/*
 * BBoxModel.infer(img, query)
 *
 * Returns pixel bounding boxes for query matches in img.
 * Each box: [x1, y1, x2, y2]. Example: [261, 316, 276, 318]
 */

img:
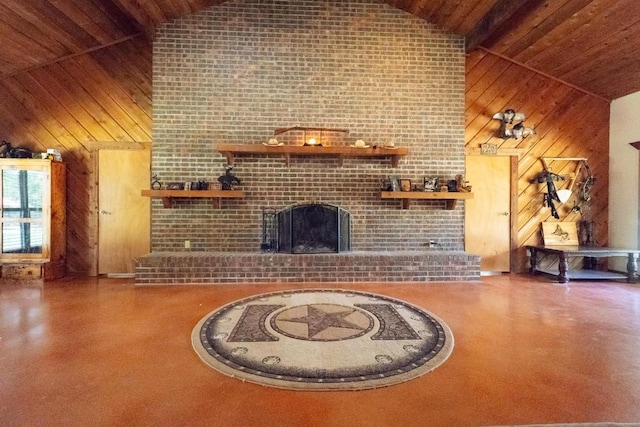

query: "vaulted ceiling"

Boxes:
[1, 0, 639, 101]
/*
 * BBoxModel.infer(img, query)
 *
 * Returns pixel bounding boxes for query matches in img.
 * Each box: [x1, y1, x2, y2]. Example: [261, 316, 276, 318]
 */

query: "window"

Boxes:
[2, 170, 43, 253]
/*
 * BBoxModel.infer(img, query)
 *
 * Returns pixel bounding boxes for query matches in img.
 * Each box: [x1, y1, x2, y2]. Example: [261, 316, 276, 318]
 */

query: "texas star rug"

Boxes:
[191, 289, 454, 390]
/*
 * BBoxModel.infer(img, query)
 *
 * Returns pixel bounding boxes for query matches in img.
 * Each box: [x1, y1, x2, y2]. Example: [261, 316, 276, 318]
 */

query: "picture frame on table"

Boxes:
[423, 177, 438, 192]
[388, 175, 400, 192]
[400, 178, 412, 192]
[166, 182, 185, 190]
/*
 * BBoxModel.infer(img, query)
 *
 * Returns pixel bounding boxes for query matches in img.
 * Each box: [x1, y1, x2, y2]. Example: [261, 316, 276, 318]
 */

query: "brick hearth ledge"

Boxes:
[134, 251, 481, 285]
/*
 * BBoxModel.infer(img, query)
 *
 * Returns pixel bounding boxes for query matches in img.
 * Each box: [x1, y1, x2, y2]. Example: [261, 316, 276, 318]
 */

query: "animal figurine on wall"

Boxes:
[492, 109, 525, 124]
[492, 109, 535, 140]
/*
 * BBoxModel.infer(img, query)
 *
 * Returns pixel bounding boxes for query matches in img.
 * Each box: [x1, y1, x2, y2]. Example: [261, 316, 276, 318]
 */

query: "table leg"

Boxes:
[627, 253, 638, 283]
[529, 247, 537, 275]
[558, 253, 569, 283]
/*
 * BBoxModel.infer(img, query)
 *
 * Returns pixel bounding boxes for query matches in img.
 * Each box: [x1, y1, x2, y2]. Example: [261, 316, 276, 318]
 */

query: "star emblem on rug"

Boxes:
[192, 289, 454, 390]
[279, 304, 367, 339]
[272, 303, 373, 341]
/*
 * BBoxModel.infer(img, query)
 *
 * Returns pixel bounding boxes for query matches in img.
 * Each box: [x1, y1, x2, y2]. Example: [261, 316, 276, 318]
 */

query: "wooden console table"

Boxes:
[526, 245, 640, 283]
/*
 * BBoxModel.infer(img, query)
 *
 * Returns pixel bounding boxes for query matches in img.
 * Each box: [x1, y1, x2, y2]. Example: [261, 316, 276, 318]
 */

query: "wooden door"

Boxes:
[98, 149, 150, 275]
[465, 155, 512, 272]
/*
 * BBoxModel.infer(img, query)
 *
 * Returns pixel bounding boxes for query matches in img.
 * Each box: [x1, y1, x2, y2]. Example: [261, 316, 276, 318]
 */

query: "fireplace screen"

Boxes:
[274, 203, 351, 254]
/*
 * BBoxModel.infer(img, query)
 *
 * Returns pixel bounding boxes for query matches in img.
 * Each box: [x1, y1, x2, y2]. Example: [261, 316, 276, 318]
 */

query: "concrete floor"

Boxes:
[1, 274, 639, 427]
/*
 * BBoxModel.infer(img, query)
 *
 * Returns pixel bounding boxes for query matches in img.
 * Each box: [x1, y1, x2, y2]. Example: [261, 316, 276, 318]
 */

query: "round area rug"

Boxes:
[191, 289, 454, 391]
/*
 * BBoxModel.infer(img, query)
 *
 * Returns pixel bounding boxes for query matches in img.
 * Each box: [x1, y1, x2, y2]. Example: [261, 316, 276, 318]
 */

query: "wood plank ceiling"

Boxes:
[1, 0, 640, 100]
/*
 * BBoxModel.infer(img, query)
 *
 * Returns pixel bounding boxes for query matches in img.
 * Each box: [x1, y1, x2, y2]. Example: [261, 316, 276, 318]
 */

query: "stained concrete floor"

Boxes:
[1, 274, 640, 426]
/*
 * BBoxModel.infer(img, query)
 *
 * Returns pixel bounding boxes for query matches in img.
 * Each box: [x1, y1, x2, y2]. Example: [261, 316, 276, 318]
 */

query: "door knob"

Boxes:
[501, 212, 510, 216]
[100, 210, 112, 215]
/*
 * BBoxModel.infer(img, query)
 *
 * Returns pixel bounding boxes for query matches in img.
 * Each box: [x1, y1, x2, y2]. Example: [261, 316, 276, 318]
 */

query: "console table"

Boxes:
[526, 245, 640, 283]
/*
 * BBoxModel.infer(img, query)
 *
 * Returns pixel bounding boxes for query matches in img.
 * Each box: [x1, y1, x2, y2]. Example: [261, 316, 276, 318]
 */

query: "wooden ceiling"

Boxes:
[1, 0, 639, 101]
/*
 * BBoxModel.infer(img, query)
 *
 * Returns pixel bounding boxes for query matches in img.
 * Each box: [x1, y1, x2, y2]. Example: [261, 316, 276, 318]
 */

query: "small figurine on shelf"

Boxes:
[218, 165, 241, 190]
[151, 174, 162, 190]
[194, 180, 209, 190]
[456, 174, 472, 192]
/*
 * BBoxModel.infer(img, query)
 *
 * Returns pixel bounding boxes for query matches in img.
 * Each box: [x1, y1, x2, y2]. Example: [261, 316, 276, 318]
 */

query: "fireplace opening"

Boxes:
[262, 203, 351, 254]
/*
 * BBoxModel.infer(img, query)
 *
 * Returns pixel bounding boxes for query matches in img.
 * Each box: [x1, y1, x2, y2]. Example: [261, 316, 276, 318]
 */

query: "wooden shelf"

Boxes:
[381, 191, 473, 210]
[141, 189, 244, 208]
[216, 144, 409, 167]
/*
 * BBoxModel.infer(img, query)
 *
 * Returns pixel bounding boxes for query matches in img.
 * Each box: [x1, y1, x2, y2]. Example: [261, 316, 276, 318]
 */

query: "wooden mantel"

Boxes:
[141, 189, 244, 208]
[381, 191, 473, 210]
[216, 144, 409, 167]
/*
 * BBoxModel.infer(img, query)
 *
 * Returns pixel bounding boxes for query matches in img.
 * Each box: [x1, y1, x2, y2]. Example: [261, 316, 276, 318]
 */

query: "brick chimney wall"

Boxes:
[151, 0, 466, 253]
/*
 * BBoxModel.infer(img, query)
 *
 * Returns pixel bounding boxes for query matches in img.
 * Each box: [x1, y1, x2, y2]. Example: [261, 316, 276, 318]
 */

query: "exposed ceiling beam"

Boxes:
[478, 47, 610, 103]
[0, 34, 142, 81]
[110, 0, 157, 40]
[465, 0, 544, 52]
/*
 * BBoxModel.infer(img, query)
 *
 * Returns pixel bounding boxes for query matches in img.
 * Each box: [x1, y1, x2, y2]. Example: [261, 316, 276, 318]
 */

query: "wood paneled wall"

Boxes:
[0, 37, 152, 275]
[466, 49, 611, 272]
[0, 37, 611, 276]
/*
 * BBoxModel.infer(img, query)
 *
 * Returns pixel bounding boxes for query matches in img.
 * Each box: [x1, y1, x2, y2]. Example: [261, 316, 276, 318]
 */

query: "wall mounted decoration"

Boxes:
[273, 126, 349, 147]
[492, 108, 535, 140]
[532, 157, 595, 220]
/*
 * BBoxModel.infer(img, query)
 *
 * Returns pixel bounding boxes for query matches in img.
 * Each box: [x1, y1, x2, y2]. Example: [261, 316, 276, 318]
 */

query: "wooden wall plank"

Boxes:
[466, 50, 610, 272]
[2, 0, 89, 52]
[86, 44, 152, 121]
[0, 37, 151, 275]
[522, 0, 633, 66]
[85, 0, 141, 36]
[70, 55, 151, 139]
[487, 0, 584, 56]
[47, 1, 117, 43]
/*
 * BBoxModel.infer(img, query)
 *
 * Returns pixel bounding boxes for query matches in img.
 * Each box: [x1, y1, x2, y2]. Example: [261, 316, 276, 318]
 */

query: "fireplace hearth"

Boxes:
[135, 251, 482, 284]
[263, 203, 351, 254]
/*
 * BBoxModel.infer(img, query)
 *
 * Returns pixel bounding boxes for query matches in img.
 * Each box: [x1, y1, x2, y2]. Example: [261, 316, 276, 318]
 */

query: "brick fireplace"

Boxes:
[135, 0, 480, 284]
